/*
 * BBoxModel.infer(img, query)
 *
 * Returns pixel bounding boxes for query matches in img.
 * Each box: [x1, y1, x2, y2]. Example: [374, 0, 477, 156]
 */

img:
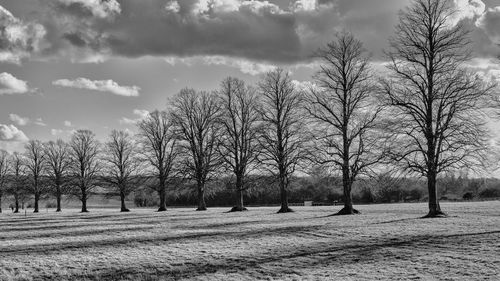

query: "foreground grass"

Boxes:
[0, 202, 499, 281]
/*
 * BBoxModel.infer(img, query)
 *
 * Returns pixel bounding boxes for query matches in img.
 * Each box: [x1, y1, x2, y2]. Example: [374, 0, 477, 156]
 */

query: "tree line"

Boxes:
[0, 0, 497, 217]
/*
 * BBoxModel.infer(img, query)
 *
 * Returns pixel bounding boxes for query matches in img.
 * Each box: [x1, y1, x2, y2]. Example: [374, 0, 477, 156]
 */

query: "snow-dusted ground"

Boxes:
[0, 201, 499, 280]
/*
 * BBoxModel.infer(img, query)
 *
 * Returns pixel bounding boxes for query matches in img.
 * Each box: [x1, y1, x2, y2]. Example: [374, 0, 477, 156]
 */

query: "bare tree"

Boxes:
[24, 140, 47, 213]
[9, 152, 25, 213]
[69, 130, 101, 212]
[259, 68, 307, 213]
[0, 150, 9, 213]
[44, 139, 71, 212]
[137, 110, 178, 212]
[305, 31, 382, 215]
[170, 89, 222, 211]
[104, 130, 142, 212]
[382, 0, 494, 217]
[218, 77, 261, 212]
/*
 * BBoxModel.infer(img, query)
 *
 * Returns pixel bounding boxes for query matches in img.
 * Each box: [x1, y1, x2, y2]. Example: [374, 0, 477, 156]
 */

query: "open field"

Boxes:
[0, 202, 499, 281]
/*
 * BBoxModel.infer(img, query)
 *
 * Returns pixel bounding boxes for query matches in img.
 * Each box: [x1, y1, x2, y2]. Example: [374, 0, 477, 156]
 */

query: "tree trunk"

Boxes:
[230, 174, 247, 212]
[0, 194, 2, 213]
[120, 190, 129, 212]
[56, 185, 62, 212]
[157, 185, 167, 212]
[81, 186, 88, 212]
[14, 196, 19, 213]
[196, 181, 207, 211]
[424, 171, 446, 218]
[277, 176, 293, 213]
[335, 169, 360, 215]
[33, 192, 39, 213]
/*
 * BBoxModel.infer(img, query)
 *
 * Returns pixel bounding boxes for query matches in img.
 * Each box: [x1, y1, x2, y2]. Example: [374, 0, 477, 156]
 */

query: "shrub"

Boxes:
[45, 201, 57, 208]
[462, 192, 474, 200]
[479, 187, 500, 198]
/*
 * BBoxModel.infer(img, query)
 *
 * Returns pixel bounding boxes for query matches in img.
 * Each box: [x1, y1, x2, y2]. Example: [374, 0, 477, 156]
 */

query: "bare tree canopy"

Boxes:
[259, 68, 307, 213]
[137, 110, 178, 212]
[218, 77, 262, 212]
[0, 150, 9, 213]
[306, 31, 382, 215]
[170, 88, 222, 211]
[24, 140, 47, 213]
[44, 139, 71, 212]
[104, 130, 142, 212]
[9, 152, 25, 213]
[69, 130, 101, 213]
[382, 0, 495, 217]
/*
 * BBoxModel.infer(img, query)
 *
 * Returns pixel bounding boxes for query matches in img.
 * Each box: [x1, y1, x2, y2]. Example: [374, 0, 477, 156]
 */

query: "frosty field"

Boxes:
[0, 202, 499, 281]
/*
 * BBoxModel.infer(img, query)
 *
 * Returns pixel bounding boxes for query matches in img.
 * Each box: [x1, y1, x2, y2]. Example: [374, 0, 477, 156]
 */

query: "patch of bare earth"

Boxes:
[0, 201, 499, 280]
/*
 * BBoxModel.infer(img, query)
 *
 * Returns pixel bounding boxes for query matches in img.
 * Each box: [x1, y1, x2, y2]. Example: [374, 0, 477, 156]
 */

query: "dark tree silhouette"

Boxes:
[306, 31, 383, 215]
[9, 152, 25, 213]
[258, 68, 307, 213]
[44, 139, 71, 212]
[104, 130, 142, 212]
[382, 0, 495, 217]
[137, 110, 178, 212]
[171, 89, 222, 211]
[24, 140, 47, 213]
[0, 150, 9, 213]
[218, 77, 261, 212]
[69, 130, 101, 213]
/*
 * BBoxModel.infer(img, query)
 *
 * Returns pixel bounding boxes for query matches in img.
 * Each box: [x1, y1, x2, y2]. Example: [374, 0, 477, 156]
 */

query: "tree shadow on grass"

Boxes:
[57, 229, 500, 281]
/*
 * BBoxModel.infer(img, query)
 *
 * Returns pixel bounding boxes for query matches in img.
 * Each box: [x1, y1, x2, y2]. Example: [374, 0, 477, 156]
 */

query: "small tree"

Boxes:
[24, 140, 47, 213]
[382, 0, 495, 217]
[0, 150, 10, 213]
[218, 77, 261, 212]
[306, 31, 383, 215]
[170, 89, 223, 211]
[258, 68, 307, 213]
[104, 130, 142, 212]
[44, 139, 71, 212]
[69, 130, 101, 212]
[137, 110, 179, 212]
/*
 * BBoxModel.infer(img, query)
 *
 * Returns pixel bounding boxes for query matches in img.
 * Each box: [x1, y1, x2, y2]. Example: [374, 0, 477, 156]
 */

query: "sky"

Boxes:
[1, 0, 500, 157]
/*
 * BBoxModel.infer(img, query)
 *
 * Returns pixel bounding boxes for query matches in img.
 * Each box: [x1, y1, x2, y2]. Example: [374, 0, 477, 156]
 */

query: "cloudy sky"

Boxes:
[0, 0, 500, 154]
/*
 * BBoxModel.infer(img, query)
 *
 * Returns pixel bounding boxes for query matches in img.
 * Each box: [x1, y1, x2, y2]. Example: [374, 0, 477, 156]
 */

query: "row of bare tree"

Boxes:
[0, 0, 496, 217]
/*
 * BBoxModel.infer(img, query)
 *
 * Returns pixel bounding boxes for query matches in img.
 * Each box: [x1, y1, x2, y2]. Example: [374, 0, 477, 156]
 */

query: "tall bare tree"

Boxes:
[24, 140, 47, 213]
[306, 32, 382, 215]
[218, 77, 261, 212]
[259, 68, 307, 213]
[170, 89, 222, 211]
[69, 130, 101, 212]
[44, 139, 71, 212]
[137, 110, 178, 212]
[0, 150, 9, 213]
[104, 130, 142, 212]
[382, 0, 494, 217]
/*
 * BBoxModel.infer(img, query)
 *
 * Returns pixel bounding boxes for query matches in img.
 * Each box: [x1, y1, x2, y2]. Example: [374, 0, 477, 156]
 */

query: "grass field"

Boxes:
[0, 201, 499, 281]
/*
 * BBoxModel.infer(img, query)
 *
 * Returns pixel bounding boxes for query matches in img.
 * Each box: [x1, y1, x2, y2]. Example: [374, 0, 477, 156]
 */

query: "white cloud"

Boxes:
[0, 72, 29, 95]
[52, 77, 140, 97]
[34, 118, 47, 126]
[9, 114, 29, 126]
[292, 0, 318, 12]
[476, 6, 500, 43]
[64, 120, 73, 127]
[450, 0, 486, 26]
[50, 129, 64, 136]
[56, 0, 121, 19]
[120, 109, 150, 125]
[165, 55, 276, 75]
[0, 5, 46, 63]
[0, 124, 29, 142]
[165, 1, 181, 13]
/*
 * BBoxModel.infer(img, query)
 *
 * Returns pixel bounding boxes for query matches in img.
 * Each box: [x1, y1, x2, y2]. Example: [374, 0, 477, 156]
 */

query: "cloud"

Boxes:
[0, 5, 46, 63]
[120, 109, 149, 125]
[50, 129, 64, 136]
[34, 118, 47, 126]
[165, 55, 276, 75]
[56, 0, 121, 19]
[450, 0, 485, 26]
[0, 124, 29, 142]
[64, 120, 73, 127]
[52, 77, 140, 97]
[9, 114, 29, 126]
[476, 6, 500, 44]
[0, 72, 29, 95]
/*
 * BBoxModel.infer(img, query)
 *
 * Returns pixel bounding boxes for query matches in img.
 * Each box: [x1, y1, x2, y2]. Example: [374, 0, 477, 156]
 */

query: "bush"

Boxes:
[479, 187, 500, 198]
[134, 189, 158, 207]
[462, 192, 474, 200]
[45, 201, 57, 208]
